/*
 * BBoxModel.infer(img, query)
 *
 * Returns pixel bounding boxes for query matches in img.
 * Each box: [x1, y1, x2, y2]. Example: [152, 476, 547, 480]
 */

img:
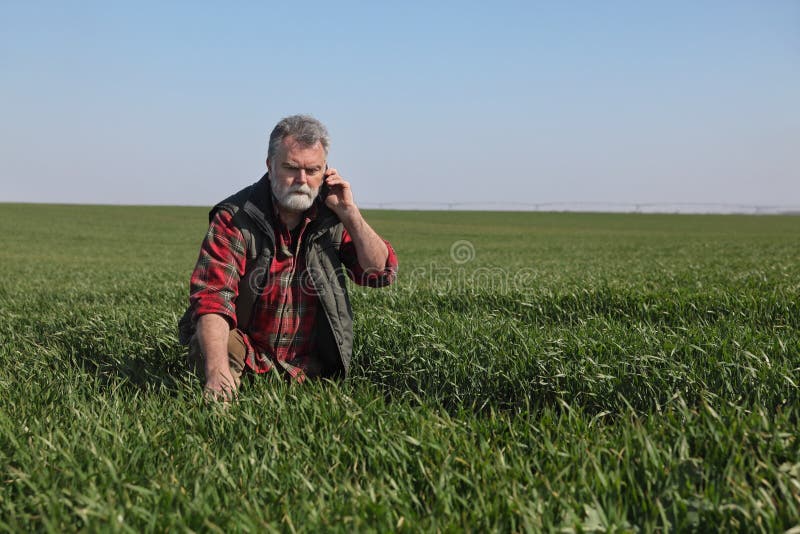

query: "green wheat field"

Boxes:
[0, 203, 798, 532]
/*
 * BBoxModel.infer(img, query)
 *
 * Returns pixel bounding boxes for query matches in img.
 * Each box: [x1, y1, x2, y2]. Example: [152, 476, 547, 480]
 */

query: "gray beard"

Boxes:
[271, 180, 318, 212]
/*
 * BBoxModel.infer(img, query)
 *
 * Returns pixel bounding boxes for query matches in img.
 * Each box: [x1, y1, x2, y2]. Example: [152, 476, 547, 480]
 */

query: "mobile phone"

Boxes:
[319, 165, 330, 199]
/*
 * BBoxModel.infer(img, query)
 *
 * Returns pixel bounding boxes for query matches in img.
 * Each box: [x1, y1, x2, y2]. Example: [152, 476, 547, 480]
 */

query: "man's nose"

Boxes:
[295, 169, 308, 183]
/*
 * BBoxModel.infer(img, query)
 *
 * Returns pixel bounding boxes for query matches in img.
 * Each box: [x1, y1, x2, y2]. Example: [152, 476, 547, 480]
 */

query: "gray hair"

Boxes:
[267, 114, 330, 161]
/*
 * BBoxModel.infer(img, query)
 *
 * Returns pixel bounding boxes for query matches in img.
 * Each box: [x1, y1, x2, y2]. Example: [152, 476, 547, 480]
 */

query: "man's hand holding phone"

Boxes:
[320, 167, 357, 220]
[319, 166, 389, 273]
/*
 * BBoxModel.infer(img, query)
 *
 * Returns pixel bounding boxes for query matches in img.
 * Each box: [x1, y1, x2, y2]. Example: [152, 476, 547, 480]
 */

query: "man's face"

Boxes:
[267, 135, 326, 212]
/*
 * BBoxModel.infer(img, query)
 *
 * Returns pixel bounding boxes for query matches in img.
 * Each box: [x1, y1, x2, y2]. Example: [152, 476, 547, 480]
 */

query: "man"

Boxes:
[181, 115, 398, 399]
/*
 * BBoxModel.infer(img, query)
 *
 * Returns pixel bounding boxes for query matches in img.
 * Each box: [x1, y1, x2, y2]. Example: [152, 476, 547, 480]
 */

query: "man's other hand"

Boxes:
[196, 313, 239, 403]
[203, 369, 239, 403]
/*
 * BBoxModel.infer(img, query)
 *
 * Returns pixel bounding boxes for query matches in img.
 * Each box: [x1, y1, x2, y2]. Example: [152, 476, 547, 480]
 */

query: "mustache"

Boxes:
[286, 183, 315, 196]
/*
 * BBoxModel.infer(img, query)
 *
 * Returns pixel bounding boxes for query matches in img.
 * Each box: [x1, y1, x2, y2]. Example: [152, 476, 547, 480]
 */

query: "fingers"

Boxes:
[203, 373, 238, 404]
[325, 178, 350, 190]
[323, 168, 347, 186]
[324, 175, 349, 191]
[203, 389, 236, 407]
[322, 167, 355, 214]
[203, 384, 236, 402]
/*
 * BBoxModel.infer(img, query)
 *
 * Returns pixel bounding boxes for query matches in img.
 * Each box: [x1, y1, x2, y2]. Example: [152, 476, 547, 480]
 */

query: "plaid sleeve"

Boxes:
[189, 209, 247, 328]
[339, 228, 398, 287]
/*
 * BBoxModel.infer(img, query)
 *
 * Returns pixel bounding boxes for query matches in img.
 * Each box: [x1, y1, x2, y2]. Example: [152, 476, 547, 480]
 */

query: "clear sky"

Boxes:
[2, 1, 798, 209]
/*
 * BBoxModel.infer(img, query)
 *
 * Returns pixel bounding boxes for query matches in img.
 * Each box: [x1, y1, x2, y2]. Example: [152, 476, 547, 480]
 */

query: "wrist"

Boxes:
[205, 362, 233, 378]
[337, 205, 362, 227]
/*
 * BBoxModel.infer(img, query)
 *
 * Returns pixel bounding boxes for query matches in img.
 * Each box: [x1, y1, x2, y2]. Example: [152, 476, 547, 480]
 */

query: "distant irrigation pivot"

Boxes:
[359, 200, 800, 215]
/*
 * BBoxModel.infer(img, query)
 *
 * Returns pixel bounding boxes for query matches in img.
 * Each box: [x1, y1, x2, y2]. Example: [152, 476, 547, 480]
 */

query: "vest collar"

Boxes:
[240, 173, 277, 240]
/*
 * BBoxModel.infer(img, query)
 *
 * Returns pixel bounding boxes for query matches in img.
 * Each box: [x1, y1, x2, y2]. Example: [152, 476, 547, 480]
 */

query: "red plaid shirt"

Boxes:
[189, 205, 397, 382]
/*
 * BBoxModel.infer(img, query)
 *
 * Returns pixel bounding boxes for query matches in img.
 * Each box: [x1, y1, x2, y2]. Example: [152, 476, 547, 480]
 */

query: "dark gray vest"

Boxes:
[179, 173, 355, 378]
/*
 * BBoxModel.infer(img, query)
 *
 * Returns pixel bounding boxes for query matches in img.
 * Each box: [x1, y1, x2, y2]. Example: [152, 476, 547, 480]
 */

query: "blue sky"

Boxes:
[2, 1, 798, 208]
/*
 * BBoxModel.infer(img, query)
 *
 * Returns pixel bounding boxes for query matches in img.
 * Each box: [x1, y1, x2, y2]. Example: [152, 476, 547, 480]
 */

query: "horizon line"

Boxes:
[2, 200, 799, 216]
